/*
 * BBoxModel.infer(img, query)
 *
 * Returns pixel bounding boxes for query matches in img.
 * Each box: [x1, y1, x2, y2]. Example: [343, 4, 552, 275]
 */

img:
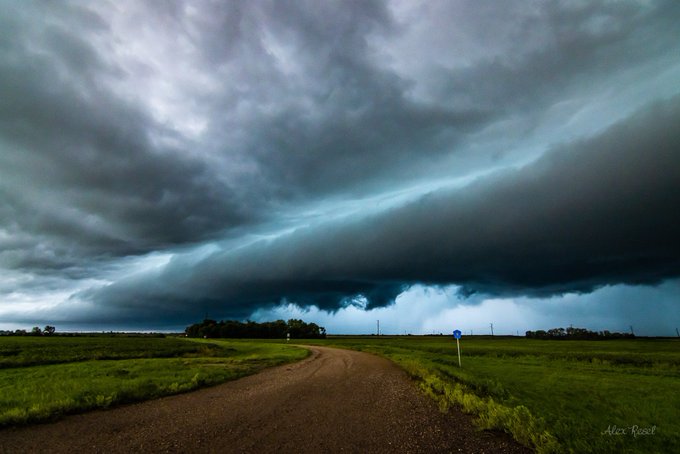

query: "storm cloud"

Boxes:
[81, 97, 680, 322]
[1, 0, 679, 330]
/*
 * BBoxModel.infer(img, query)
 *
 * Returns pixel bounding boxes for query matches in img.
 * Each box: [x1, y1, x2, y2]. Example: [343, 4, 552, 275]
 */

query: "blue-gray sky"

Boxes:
[1, 0, 679, 334]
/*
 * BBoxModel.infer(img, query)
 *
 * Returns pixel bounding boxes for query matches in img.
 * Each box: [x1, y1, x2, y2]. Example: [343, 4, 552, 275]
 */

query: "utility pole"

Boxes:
[490, 323, 494, 336]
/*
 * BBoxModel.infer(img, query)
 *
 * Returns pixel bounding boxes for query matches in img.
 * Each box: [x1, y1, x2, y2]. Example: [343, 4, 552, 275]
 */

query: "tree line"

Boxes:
[185, 319, 326, 339]
[525, 327, 635, 340]
[0, 325, 56, 336]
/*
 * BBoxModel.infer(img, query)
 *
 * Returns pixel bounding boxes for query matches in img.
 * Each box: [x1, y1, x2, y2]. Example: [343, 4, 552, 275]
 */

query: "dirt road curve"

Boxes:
[0, 346, 530, 453]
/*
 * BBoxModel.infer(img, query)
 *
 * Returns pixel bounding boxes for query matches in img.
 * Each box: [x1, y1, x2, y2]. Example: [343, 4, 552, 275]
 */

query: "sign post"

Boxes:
[453, 329, 462, 367]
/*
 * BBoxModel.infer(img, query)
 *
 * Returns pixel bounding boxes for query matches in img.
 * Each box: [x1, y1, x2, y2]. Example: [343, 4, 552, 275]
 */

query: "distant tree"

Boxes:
[44, 325, 56, 335]
[525, 327, 634, 340]
[286, 319, 304, 339]
[31, 326, 42, 336]
[185, 318, 326, 339]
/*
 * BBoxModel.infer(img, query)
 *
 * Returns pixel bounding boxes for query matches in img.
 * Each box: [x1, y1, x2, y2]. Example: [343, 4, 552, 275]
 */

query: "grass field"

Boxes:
[303, 336, 679, 453]
[0, 336, 307, 427]
[2, 335, 677, 453]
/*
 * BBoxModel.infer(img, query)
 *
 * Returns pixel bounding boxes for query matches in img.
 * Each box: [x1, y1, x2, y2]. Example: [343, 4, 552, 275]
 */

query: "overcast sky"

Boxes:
[1, 0, 679, 335]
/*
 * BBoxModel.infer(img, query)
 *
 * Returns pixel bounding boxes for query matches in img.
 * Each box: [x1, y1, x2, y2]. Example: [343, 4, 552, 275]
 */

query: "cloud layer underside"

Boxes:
[3, 0, 679, 278]
[85, 97, 680, 320]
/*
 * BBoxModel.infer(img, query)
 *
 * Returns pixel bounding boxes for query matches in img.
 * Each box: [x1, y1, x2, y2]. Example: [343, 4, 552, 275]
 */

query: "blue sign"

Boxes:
[453, 329, 462, 339]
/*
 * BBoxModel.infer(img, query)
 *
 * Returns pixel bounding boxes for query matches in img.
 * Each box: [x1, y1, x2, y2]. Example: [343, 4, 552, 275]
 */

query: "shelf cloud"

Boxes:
[80, 98, 680, 322]
[1, 0, 679, 331]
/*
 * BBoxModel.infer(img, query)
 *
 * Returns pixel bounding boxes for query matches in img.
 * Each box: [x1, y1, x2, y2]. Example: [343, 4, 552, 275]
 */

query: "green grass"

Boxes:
[302, 336, 680, 453]
[0, 337, 307, 427]
[0, 336, 209, 368]
[3, 335, 677, 452]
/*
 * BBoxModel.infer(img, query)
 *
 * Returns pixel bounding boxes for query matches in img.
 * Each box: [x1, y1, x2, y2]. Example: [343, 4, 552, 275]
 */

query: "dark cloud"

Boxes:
[193, 0, 680, 198]
[423, 1, 680, 110]
[0, 1, 254, 273]
[181, 0, 492, 197]
[1, 1, 679, 328]
[0, 0, 487, 276]
[83, 97, 680, 322]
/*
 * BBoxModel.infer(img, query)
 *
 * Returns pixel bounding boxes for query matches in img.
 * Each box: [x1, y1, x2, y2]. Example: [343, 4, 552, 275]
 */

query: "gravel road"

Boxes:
[0, 346, 530, 453]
